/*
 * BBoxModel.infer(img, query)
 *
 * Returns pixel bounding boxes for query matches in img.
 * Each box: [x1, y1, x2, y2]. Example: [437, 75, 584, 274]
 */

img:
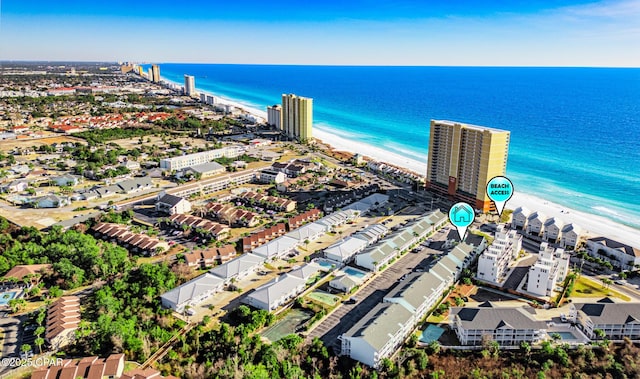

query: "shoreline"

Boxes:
[171, 77, 639, 247]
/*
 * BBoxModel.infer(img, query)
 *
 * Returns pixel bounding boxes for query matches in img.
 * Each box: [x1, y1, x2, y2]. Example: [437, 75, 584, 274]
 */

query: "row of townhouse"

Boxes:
[571, 298, 640, 340]
[167, 213, 230, 240]
[239, 191, 297, 212]
[183, 245, 237, 268]
[252, 210, 358, 260]
[511, 207, 582, 248]
[342, 193, 390, 215]
[166, 170, 256, 198]
[270, 159, 317, 177]
[242, 223, 288, 252]
[46, 296, 81, 350]
[159, 146, 242, 171]
[92, 223, 170, 256]
[323, 184, 381, 213]
[324, 224, 389, 264]
[288, 208, 323, 229]
[241, 208, 325, 253]
[356, 210, 448, 272]
[160, 208, 360, 313]
[206, 202, 260, 227]
[586, 236, 640, 271]
[341, 242, 477, 368]
[243, 262, 324, 311]
[451, 304, 548, 346]
[451, 297, 640, 347]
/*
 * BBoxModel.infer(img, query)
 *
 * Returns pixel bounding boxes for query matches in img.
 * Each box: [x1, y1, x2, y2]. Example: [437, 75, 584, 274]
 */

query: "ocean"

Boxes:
[148, 64, 640, 230]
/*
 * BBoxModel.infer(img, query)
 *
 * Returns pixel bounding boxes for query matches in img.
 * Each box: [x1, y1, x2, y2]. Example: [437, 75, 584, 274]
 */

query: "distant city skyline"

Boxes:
[1, 0, 638, 67]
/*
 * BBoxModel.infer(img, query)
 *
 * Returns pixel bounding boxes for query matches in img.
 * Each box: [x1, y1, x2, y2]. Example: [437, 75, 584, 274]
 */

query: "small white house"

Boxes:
[542, 217, 564, 243]
[156, 193, 192, 215]
[511, 206, 530, 230]
[560, 223, 582, 249]
[526, 211, 546, 236]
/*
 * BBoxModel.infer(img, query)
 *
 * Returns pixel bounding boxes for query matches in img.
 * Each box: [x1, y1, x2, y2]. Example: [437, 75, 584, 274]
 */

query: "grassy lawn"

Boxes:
[573, 276, 631, 301]
[426, 313, 447, 323]
[306, 291, 341, 307]
[124, 362, 140, 371]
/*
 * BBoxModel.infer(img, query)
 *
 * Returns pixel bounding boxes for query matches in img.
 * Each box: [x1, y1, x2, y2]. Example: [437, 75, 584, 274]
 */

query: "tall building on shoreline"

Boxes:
[267, 104, 282, 131]
[426, 120, 510, 212]
[184, 75, 196, 96]
[282, 94, 313, 142]
[151, 64, 161, 83]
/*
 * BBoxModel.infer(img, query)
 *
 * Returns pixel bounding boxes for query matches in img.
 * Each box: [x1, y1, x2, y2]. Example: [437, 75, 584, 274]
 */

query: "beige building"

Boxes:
[282, 94, 313, 142]
[426, 120, 510, 212]
[151, 64, 160, 82]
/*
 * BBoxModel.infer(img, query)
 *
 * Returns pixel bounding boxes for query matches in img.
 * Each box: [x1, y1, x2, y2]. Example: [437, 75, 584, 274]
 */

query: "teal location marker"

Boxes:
[487, 176, 514, 217]
[449, 202, 475, 241]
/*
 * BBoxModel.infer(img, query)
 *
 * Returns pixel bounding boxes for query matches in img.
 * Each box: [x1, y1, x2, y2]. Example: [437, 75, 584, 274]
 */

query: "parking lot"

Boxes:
[0, 314, 23, 374]
[307, 222, 451, 354]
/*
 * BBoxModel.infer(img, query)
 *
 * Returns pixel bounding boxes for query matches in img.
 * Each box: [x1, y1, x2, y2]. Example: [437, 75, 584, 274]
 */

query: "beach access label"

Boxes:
[487, 176, 514, 217]
[449, 202, 475, 241]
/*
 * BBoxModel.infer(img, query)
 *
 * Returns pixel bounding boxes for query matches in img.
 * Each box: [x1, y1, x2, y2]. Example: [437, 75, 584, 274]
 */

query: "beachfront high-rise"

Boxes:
[151, 64, 161, 83]
[184, 75, 196, 96]
[426, 120, 510, 212]
[267, 105, 282, 131]
[282, 94, 313, 142]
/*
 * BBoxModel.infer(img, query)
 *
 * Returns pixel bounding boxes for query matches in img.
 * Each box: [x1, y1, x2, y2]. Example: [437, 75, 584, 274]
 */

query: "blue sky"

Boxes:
[1, 0, 638, 66]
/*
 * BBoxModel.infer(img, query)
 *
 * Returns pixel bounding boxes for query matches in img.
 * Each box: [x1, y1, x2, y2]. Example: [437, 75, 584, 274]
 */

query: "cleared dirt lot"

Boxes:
[0, 135, 86, 152]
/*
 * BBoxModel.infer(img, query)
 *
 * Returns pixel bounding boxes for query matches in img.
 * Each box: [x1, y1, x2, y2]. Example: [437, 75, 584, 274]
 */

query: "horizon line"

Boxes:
[0, 60, 639, 69]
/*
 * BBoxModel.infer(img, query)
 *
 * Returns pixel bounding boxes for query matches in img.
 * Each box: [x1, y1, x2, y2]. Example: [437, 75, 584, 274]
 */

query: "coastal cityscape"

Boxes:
[0, 60, 638, 378]
[1, 1, 639, 378]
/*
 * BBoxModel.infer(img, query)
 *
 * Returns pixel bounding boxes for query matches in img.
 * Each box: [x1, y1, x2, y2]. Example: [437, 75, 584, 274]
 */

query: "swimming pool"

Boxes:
[420, 324, 445, 343]
[0, 291, 17, 305]
[315, 259, 336, 270]
[553, 331, 577, 340]
[344, 267, 367, 279]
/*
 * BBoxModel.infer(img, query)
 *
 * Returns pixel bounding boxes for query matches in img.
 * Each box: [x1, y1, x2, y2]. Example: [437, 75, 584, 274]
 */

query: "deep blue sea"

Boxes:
[148, 64, 640, 230]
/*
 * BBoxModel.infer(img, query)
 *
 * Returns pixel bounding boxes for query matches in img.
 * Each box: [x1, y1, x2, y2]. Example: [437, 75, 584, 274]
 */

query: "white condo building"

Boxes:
[527, 242, 570, 297]
[476, 224, 522, 284]
[267, 104, 282, 130]
[184, 75, 196, 97]
[159, 147, 241, 171]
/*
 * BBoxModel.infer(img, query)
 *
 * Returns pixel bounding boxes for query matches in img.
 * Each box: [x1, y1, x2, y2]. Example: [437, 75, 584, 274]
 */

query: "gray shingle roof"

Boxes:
[157, 193, 185, 207]
[452, 305, 546, 330]
[576, 299, 640, 325]
[160, 273, 223, 307]
[588, 237, 640, 258]
[344, 302, 414, 351]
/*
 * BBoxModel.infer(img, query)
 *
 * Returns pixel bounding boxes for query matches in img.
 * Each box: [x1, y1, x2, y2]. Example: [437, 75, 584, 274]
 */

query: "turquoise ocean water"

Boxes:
[147, 64, 640, 230]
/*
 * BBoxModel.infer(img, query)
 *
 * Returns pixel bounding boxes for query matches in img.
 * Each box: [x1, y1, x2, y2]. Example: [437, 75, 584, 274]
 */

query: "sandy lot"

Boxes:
[0, 135, 86, 152]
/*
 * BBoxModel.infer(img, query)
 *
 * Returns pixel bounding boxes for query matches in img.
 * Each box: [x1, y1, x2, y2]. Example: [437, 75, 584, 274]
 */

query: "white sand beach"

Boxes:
[194, 85, 640, 248]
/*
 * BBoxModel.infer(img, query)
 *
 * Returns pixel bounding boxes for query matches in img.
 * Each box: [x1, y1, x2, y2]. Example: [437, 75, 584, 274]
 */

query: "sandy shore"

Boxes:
[188, 82, 640, 247]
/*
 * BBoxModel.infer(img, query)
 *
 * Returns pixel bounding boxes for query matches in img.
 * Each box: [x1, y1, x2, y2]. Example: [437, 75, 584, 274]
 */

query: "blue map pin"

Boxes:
[449, 202, 475, 241]
[487, 176, 514, 217]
